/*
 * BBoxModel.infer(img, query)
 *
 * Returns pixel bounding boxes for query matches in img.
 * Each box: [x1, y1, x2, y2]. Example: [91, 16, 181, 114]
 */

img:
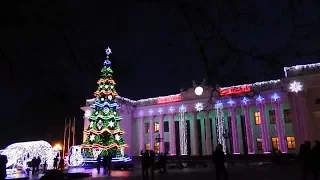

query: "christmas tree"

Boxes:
[82, 47, 127, 157]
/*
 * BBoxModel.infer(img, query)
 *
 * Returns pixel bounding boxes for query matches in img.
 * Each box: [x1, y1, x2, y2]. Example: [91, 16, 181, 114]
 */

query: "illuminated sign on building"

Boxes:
[219, 85, 252, 96]
[156, 94, 182, 104]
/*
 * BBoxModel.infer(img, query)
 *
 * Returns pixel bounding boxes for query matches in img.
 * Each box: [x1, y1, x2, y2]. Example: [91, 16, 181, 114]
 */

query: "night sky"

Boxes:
[1, 1, 320, 148]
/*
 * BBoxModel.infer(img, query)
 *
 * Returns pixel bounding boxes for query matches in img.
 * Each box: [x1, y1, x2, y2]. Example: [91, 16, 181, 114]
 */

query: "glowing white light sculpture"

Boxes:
[194, 86, 204, 96]
[289, 81, 303, 93]
[1, 140, 58, 170]
[69, 146, 84, 166]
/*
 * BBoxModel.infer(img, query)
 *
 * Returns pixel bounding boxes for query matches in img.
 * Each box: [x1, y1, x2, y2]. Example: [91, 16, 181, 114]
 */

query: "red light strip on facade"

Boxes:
[219, 85, 252, 96]
[157, 94, 182, 104]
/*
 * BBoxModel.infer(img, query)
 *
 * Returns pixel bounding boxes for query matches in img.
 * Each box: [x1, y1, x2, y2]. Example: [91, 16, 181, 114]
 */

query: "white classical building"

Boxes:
[82, 62, 320, 156]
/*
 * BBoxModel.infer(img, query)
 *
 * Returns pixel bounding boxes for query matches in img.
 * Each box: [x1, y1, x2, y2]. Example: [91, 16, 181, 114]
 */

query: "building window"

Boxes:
[269, 110, 276, 124]
[254, 112, 261, 125]
[145, 123, 149, 133]
[145, 144, 150, 150]
[154, 143, 160, 153]
[287, 136, 296, 149]
[154, 122, 159, 133]
[164, 121, 169, 132]
[256, 138, 263, 151]
[283, 109, 292, 123]
[271, 137, 279, 150]
[164, 142, 170, 153]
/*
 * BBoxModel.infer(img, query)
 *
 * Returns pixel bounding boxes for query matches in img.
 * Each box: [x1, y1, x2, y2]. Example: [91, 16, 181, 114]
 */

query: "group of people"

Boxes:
[96, 154, 112, 175]
[299, 140, 320, 180]
[140, 149, 168, 180]
[30, 156, 43, 174]
[53, 156, 65, 170]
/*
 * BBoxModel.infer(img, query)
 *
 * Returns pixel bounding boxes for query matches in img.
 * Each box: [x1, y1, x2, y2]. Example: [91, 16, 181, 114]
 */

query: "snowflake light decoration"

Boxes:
[241, 97, 249, 105]
[168, 106, 174, 113]
[115, 134, 120, 141]
[108, 121, 115, 128]
[90, 134, 95, 141]
[179, 104, 186, 112]
[148, 109, 154, 115]
[227, 99, 235, 106]
[271, 93, 280, 101]
[289, 81, 303, 93]
[157, 108, 163, 114]
[139, 110, 144, 116]
[195, 102, 203, 112]
[256, 95, 264, 103]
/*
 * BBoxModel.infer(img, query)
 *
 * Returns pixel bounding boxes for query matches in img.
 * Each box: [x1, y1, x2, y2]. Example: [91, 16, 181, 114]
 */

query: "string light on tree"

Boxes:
[195, 102, 204, 111]
[289, 81, 303, 93]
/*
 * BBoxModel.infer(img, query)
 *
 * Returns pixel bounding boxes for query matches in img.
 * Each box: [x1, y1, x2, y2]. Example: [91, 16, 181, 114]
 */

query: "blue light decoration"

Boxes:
[227, 98, 235, 106]
[271, 93, 280, 101]
[105, 47, 112, 55]
[157, 108, 163, 114]
[215, 100, 223, 109]
[241, 97, 249, 105]
[256, 95, 264, 103]
[139, 110, 144, 116]
[103, 60, 111, 66]
[90, 101, 120, 109]
[179, 104, 186, 111]
[168, 106, 175, 113]
[148, 109, 154, 115]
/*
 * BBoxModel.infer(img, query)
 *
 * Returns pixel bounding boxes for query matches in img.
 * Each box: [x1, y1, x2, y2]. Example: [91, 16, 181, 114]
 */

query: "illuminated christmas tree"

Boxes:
[82, 47, 127, 157]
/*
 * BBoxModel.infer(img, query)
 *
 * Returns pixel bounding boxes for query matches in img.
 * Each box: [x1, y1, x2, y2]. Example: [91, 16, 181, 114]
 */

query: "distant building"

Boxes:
[81, 62, 320, 156]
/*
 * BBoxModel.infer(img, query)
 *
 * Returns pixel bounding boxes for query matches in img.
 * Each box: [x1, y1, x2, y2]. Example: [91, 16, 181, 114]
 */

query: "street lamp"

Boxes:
[194, 86, 204, 96]
[53, 144, 62, 151]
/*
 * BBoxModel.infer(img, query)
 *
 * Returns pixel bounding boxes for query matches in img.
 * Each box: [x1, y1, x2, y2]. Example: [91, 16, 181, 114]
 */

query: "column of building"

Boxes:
[242, 100, 255, 154]
[190, 111, 199, 155]
[228, 103, 240, 154]
[256, 97, 271, 153]
[272, 96, 288, 153]
[139, 116, 145, 152]
[149, 115, 155, 151]
[168, 113, 176, 155]
[204, 111, 212, 155]
[159, 114, 165, 153]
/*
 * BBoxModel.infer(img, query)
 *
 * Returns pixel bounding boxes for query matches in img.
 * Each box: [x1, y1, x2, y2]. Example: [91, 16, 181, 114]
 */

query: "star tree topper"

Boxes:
[105, 47, 112, 55]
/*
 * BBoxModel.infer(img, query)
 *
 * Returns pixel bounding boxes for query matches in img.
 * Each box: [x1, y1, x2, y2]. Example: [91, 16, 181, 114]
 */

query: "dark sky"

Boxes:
[0, 0, 320, 148]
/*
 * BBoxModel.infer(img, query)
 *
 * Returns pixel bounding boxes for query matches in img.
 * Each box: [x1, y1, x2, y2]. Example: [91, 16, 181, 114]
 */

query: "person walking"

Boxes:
[214, 144, 228, 180]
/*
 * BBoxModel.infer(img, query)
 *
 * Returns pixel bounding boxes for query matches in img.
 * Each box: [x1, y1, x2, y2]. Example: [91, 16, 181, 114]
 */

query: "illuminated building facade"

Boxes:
[81, 62, 320, 156]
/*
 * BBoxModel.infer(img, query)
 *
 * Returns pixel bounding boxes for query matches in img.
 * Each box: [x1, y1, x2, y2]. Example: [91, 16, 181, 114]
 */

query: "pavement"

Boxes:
[6, 162, 304, 180]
